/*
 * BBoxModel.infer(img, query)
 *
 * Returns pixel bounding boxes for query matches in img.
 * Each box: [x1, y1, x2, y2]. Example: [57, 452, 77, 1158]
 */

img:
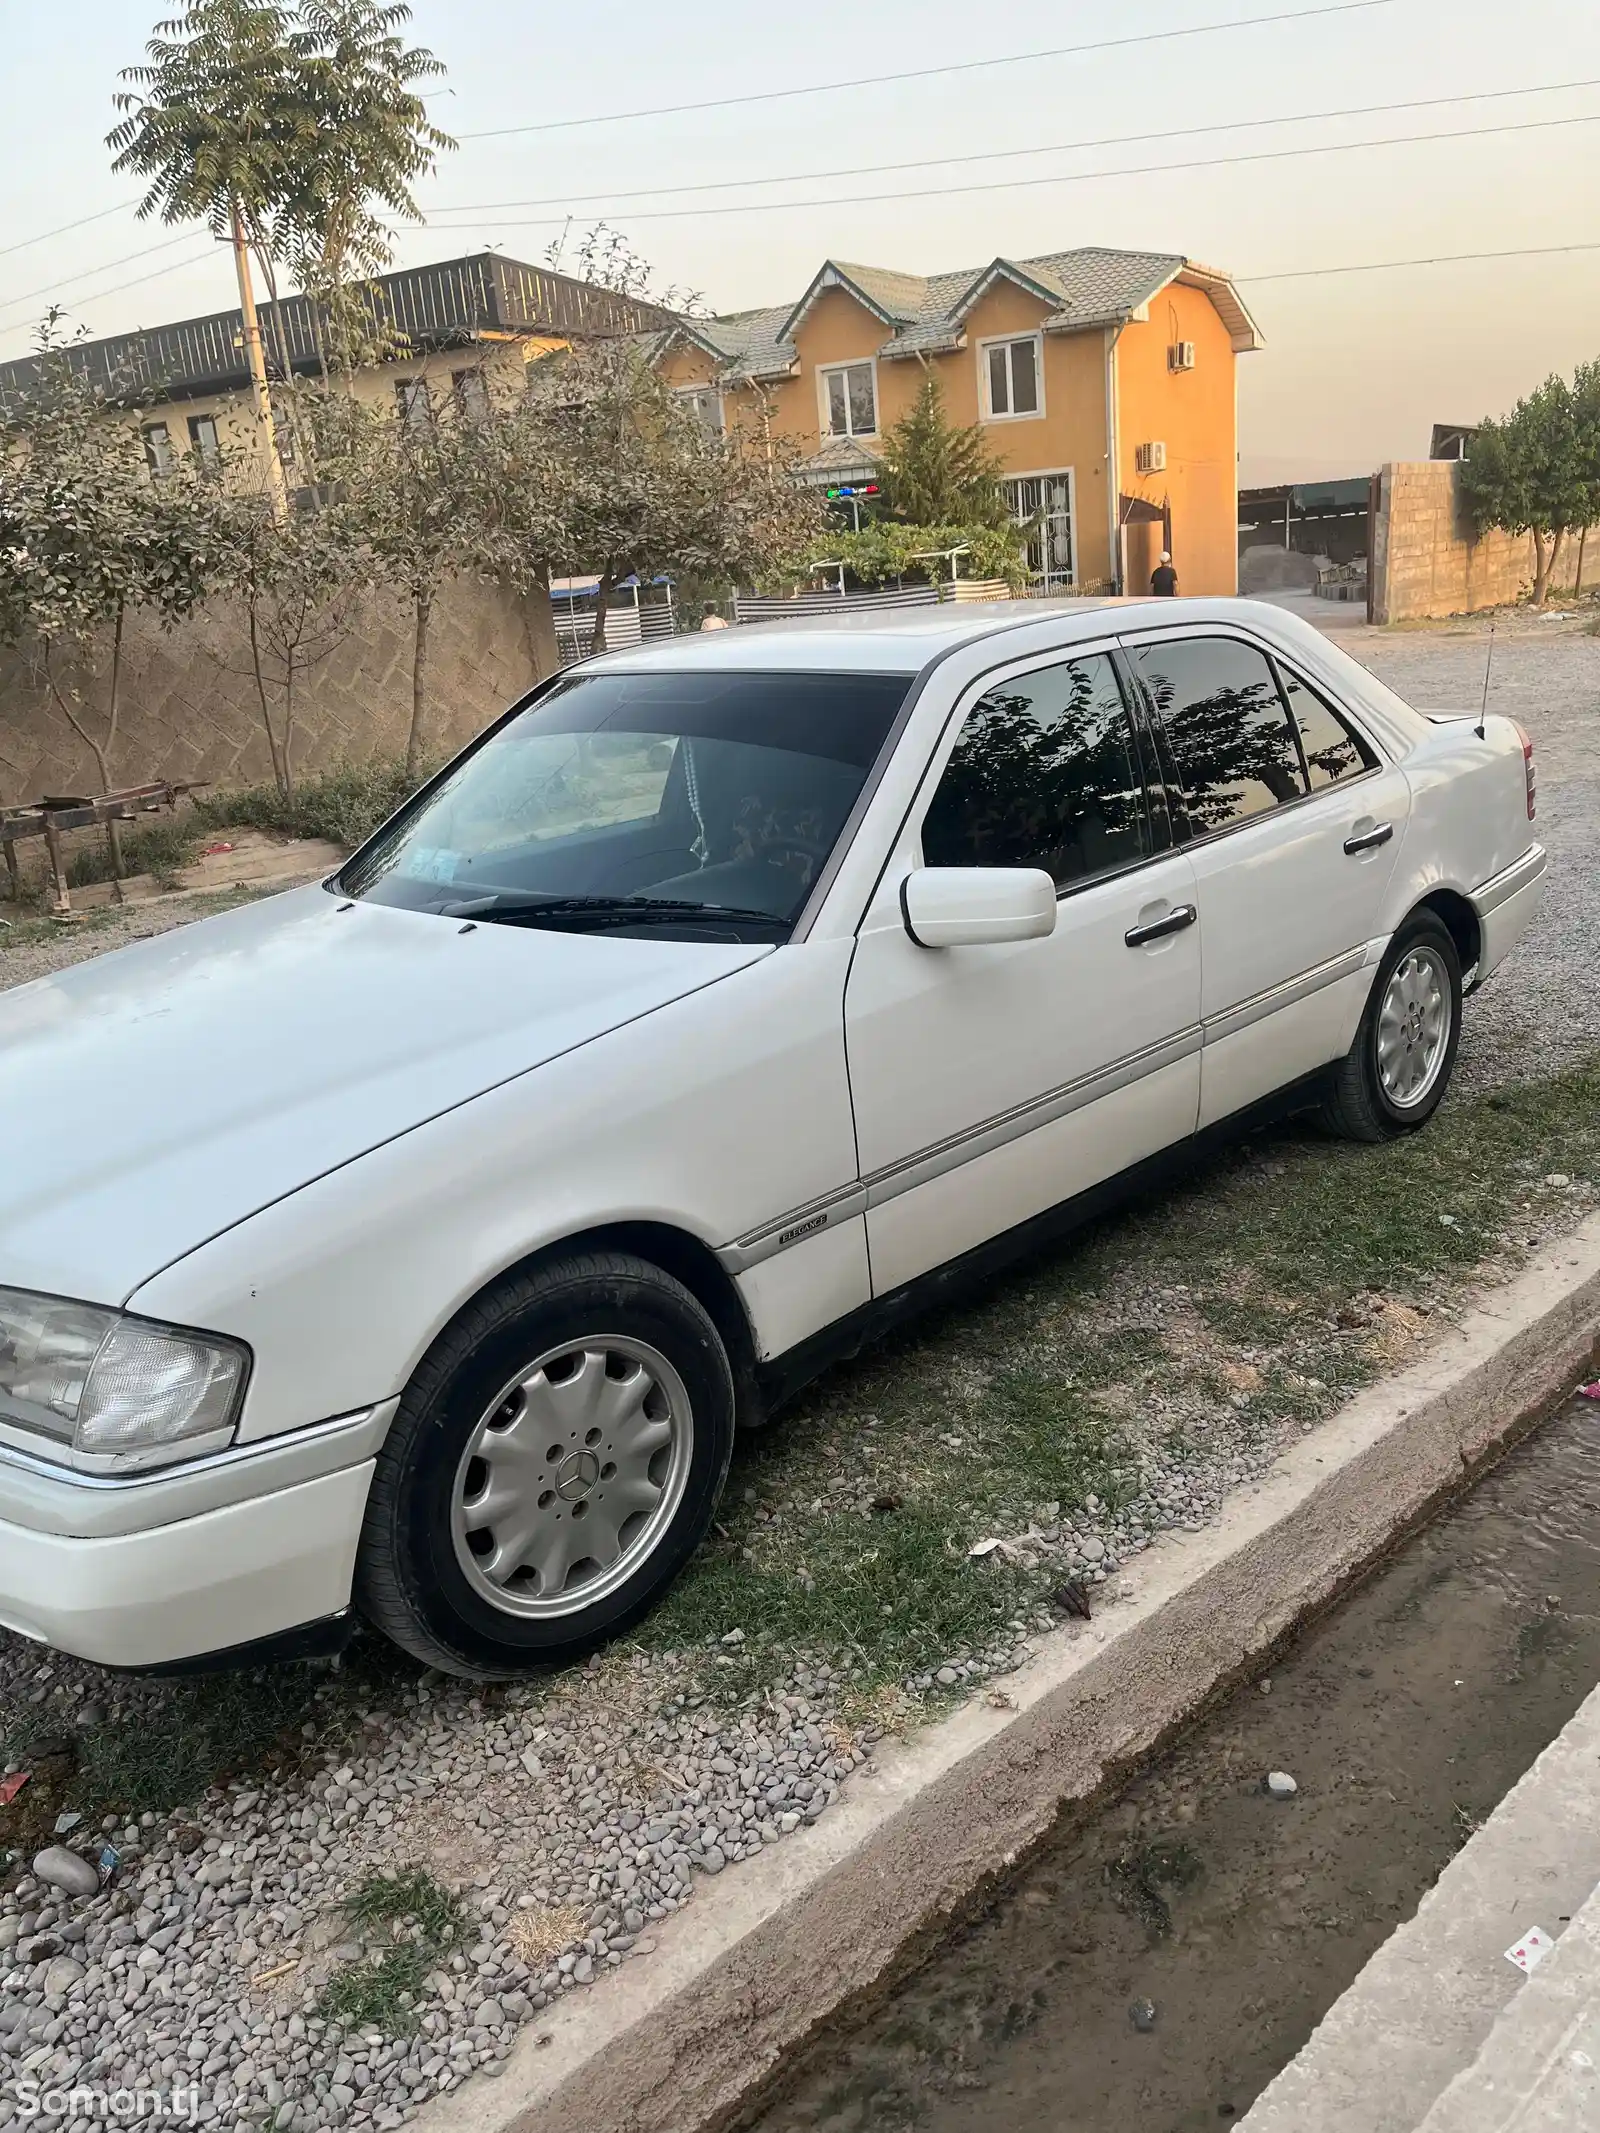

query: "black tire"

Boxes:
[355, 1251, 735, 1679]
[1318, 910, 1462, 1143]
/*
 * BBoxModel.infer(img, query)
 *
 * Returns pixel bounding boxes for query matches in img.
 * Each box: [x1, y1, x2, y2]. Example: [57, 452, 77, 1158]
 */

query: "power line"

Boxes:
[4, 232, 1595, 360]
[457, 0, 1397, 141]
[0, 200, 143, 264]
[0, 246, 218, 344]
[1241, 237, 1600, 281]
[420, 109, 1600, 229]
[0, 230, 211, 322]
[428, 76, 1600, 218]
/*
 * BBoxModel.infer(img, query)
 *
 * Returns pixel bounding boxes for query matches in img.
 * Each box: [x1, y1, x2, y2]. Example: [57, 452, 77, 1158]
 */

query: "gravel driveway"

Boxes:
[0, 615, 1594, 2133]
[1333, 613, 1600, 1090]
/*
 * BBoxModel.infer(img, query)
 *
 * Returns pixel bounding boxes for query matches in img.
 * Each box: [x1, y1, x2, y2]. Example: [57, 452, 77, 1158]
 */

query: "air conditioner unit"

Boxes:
[1135, 441, 1167, 474]
[1167, 341, 1196, 372]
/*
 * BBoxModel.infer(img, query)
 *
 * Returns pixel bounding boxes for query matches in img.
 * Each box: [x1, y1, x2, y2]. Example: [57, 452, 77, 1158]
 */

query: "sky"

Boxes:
[2, 0, 1598, 484]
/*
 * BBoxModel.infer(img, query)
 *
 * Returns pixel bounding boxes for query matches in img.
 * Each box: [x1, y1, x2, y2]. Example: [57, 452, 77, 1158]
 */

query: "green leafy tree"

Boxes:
[0, 323, 232, 839]
[108, 0, 454, 496]
[1570, 359, 1600, 596]
[342, 384, 490, 777]
[1459, 372, 1592, 606]
[279, 2, 456, 373]
[878, 373, 1011, 529]
[499, 341, 826, 655]
[214, 475, 372, 797]
[109, 1, 307, 508]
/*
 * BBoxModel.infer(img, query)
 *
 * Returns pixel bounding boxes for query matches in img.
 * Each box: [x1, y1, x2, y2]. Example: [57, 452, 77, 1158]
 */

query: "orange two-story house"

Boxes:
[651, 248, 1262, 597]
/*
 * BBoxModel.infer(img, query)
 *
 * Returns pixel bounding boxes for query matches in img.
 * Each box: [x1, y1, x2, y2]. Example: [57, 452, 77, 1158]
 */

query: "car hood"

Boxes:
[0, 887, 767, 1306]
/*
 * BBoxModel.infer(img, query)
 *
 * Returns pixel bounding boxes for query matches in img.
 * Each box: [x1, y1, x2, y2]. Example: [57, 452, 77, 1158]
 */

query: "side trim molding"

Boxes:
[717, 1025, 1202, 1274]
[1200, 944, 1368, 1047]
[719, 942, 1379, 1275]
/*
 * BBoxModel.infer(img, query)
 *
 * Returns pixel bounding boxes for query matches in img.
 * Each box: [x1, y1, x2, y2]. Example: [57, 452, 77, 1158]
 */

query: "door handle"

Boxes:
[1124, 902, 1197, 947]
[1343, 822, 1394, 855]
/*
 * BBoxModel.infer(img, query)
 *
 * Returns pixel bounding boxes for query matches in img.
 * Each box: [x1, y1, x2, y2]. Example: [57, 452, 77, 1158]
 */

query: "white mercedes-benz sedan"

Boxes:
[0, 599, 1544, 1677]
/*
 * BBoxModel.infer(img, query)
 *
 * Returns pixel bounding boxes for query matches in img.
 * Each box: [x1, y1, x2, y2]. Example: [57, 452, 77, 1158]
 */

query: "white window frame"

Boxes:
[141, 422, 175, 478]
[1005, 466, 1077, 591]
[186, 413, 221, 466]
[817, 358, 879, 439]
[675, 382, 725, 434]
[978, 332, 1046, 423]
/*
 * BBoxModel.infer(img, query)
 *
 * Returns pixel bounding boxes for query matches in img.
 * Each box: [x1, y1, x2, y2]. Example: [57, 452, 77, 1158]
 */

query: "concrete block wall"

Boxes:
[1370, 460, 1592, 624]
[0, 576, 552, 805]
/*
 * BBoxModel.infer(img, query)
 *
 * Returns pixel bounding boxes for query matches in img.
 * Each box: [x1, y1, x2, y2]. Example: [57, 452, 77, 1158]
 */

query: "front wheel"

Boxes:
[1319, 911, 1462, 1143]
[355, 1251, 735, 1678]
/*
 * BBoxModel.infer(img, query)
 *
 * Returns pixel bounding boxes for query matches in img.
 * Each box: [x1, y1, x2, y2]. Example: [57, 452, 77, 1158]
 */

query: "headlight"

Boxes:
[0, 1287, 248, 1473]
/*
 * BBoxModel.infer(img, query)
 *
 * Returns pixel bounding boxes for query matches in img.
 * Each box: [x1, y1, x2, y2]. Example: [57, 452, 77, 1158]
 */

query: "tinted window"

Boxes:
[921, 654, 1149, 889]
[1134, 637, 1307, 835]
[1280, 666, 1373, 790]
[341, 671, 910, 939]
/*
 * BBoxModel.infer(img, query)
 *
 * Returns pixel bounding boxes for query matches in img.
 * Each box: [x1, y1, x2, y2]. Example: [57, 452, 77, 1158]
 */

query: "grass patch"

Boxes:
[636, 1061, 1600, 1696]
[66, 819, 205, 891]
[192, 759, 425, 851]
[318, 1869, 468, 2035]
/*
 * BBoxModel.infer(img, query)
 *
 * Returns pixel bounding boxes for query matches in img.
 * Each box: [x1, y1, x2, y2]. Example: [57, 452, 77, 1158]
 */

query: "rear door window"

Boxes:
[1131, 636, 1308, 837]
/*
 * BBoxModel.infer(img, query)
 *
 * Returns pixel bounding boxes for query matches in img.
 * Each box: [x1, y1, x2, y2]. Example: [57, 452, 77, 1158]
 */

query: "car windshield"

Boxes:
[338, 669, 912, 939]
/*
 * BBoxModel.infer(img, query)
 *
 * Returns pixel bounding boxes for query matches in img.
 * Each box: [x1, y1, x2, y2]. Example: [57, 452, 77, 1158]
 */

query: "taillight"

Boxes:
[1512, 721, 1536, 820]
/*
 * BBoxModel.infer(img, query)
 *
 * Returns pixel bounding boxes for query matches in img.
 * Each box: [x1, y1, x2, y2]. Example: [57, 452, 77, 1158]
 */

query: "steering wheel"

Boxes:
[758, 835, 829, 874]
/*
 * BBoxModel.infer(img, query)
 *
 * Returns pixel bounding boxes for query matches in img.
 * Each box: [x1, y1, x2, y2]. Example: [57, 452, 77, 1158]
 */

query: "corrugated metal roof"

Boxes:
[0, 253, 677, 409]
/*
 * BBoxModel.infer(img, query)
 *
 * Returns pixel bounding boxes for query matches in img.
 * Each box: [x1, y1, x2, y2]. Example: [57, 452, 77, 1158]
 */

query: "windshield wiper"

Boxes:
[441, 892, 792, 935]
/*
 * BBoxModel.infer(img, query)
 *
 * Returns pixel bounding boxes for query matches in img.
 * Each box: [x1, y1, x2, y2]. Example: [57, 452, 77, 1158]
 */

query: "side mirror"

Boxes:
[900, 867, 1057, 949]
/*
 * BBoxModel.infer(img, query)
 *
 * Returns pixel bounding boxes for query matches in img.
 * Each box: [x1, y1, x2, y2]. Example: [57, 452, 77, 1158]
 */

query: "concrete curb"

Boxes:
[427, 1214, 1600, 2133]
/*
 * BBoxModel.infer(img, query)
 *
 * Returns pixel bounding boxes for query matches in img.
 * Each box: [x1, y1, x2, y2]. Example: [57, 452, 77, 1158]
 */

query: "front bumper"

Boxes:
[1470, 843, 1547, 988]
[0, 1405, 390, 1669]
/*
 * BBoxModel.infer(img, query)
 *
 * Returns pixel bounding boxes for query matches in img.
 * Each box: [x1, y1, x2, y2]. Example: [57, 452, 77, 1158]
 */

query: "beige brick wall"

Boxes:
[0, 577, 552, 805]
[1370, 460, 1592, 624]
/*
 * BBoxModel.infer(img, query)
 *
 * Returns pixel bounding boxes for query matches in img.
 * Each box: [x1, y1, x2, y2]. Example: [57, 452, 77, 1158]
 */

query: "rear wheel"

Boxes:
[356, 1251, 735, 1678]
[1319, 911, 1461, 1143]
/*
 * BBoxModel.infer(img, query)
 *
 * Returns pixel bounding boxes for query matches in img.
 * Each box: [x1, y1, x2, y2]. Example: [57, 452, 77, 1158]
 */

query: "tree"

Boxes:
[1459, 371, 1593, 606]
[278, 2, 456, 375]
[515, 340, 826, 653]
[344, 385, 489, 777]
[1570, 359, 1600, 597]
[215, 480, 370, 796]
[878, 373, 1011, 529]
[109, 1, 306, 513]
[108, 0, 455, 495]
[0, 325, 232, 853]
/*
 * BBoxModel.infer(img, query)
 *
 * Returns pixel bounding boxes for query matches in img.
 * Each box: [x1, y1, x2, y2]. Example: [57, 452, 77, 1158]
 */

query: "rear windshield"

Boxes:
[338, 669, 912, 941]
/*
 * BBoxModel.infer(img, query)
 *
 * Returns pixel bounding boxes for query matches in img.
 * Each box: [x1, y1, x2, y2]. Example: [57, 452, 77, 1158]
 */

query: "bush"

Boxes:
[193, 758, 427, 849]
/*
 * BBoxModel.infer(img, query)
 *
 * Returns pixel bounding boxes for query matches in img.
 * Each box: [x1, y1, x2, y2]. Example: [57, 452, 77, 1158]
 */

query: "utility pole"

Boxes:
[230, 201, 289, 521]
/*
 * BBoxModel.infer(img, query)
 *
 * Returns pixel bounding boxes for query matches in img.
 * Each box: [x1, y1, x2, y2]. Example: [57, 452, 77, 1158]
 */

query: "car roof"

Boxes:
[588, 597, 1311, 676]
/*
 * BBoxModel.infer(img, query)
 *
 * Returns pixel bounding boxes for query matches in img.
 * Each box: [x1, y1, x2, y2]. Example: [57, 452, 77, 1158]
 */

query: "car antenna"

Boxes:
[1477, 621, 1495, 740]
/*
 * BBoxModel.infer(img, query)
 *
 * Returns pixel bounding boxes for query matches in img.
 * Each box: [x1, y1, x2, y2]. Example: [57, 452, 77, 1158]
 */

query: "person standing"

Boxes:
[1151, 551, 1178, 597]
[700, 601, 730, 631]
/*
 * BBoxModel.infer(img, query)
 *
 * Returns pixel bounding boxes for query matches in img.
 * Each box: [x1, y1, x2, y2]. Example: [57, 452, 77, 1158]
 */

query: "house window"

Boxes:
[983, 335, 1042, 420]
[396, 376, 433, 431]
[187, 414, 221, 467]
[1006, 472, 1075, 591]
[141, 422, 175, 478]
[677, 385, 725, 435]
[452, 368, 490, 421]
[820, 362, 876, 438]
